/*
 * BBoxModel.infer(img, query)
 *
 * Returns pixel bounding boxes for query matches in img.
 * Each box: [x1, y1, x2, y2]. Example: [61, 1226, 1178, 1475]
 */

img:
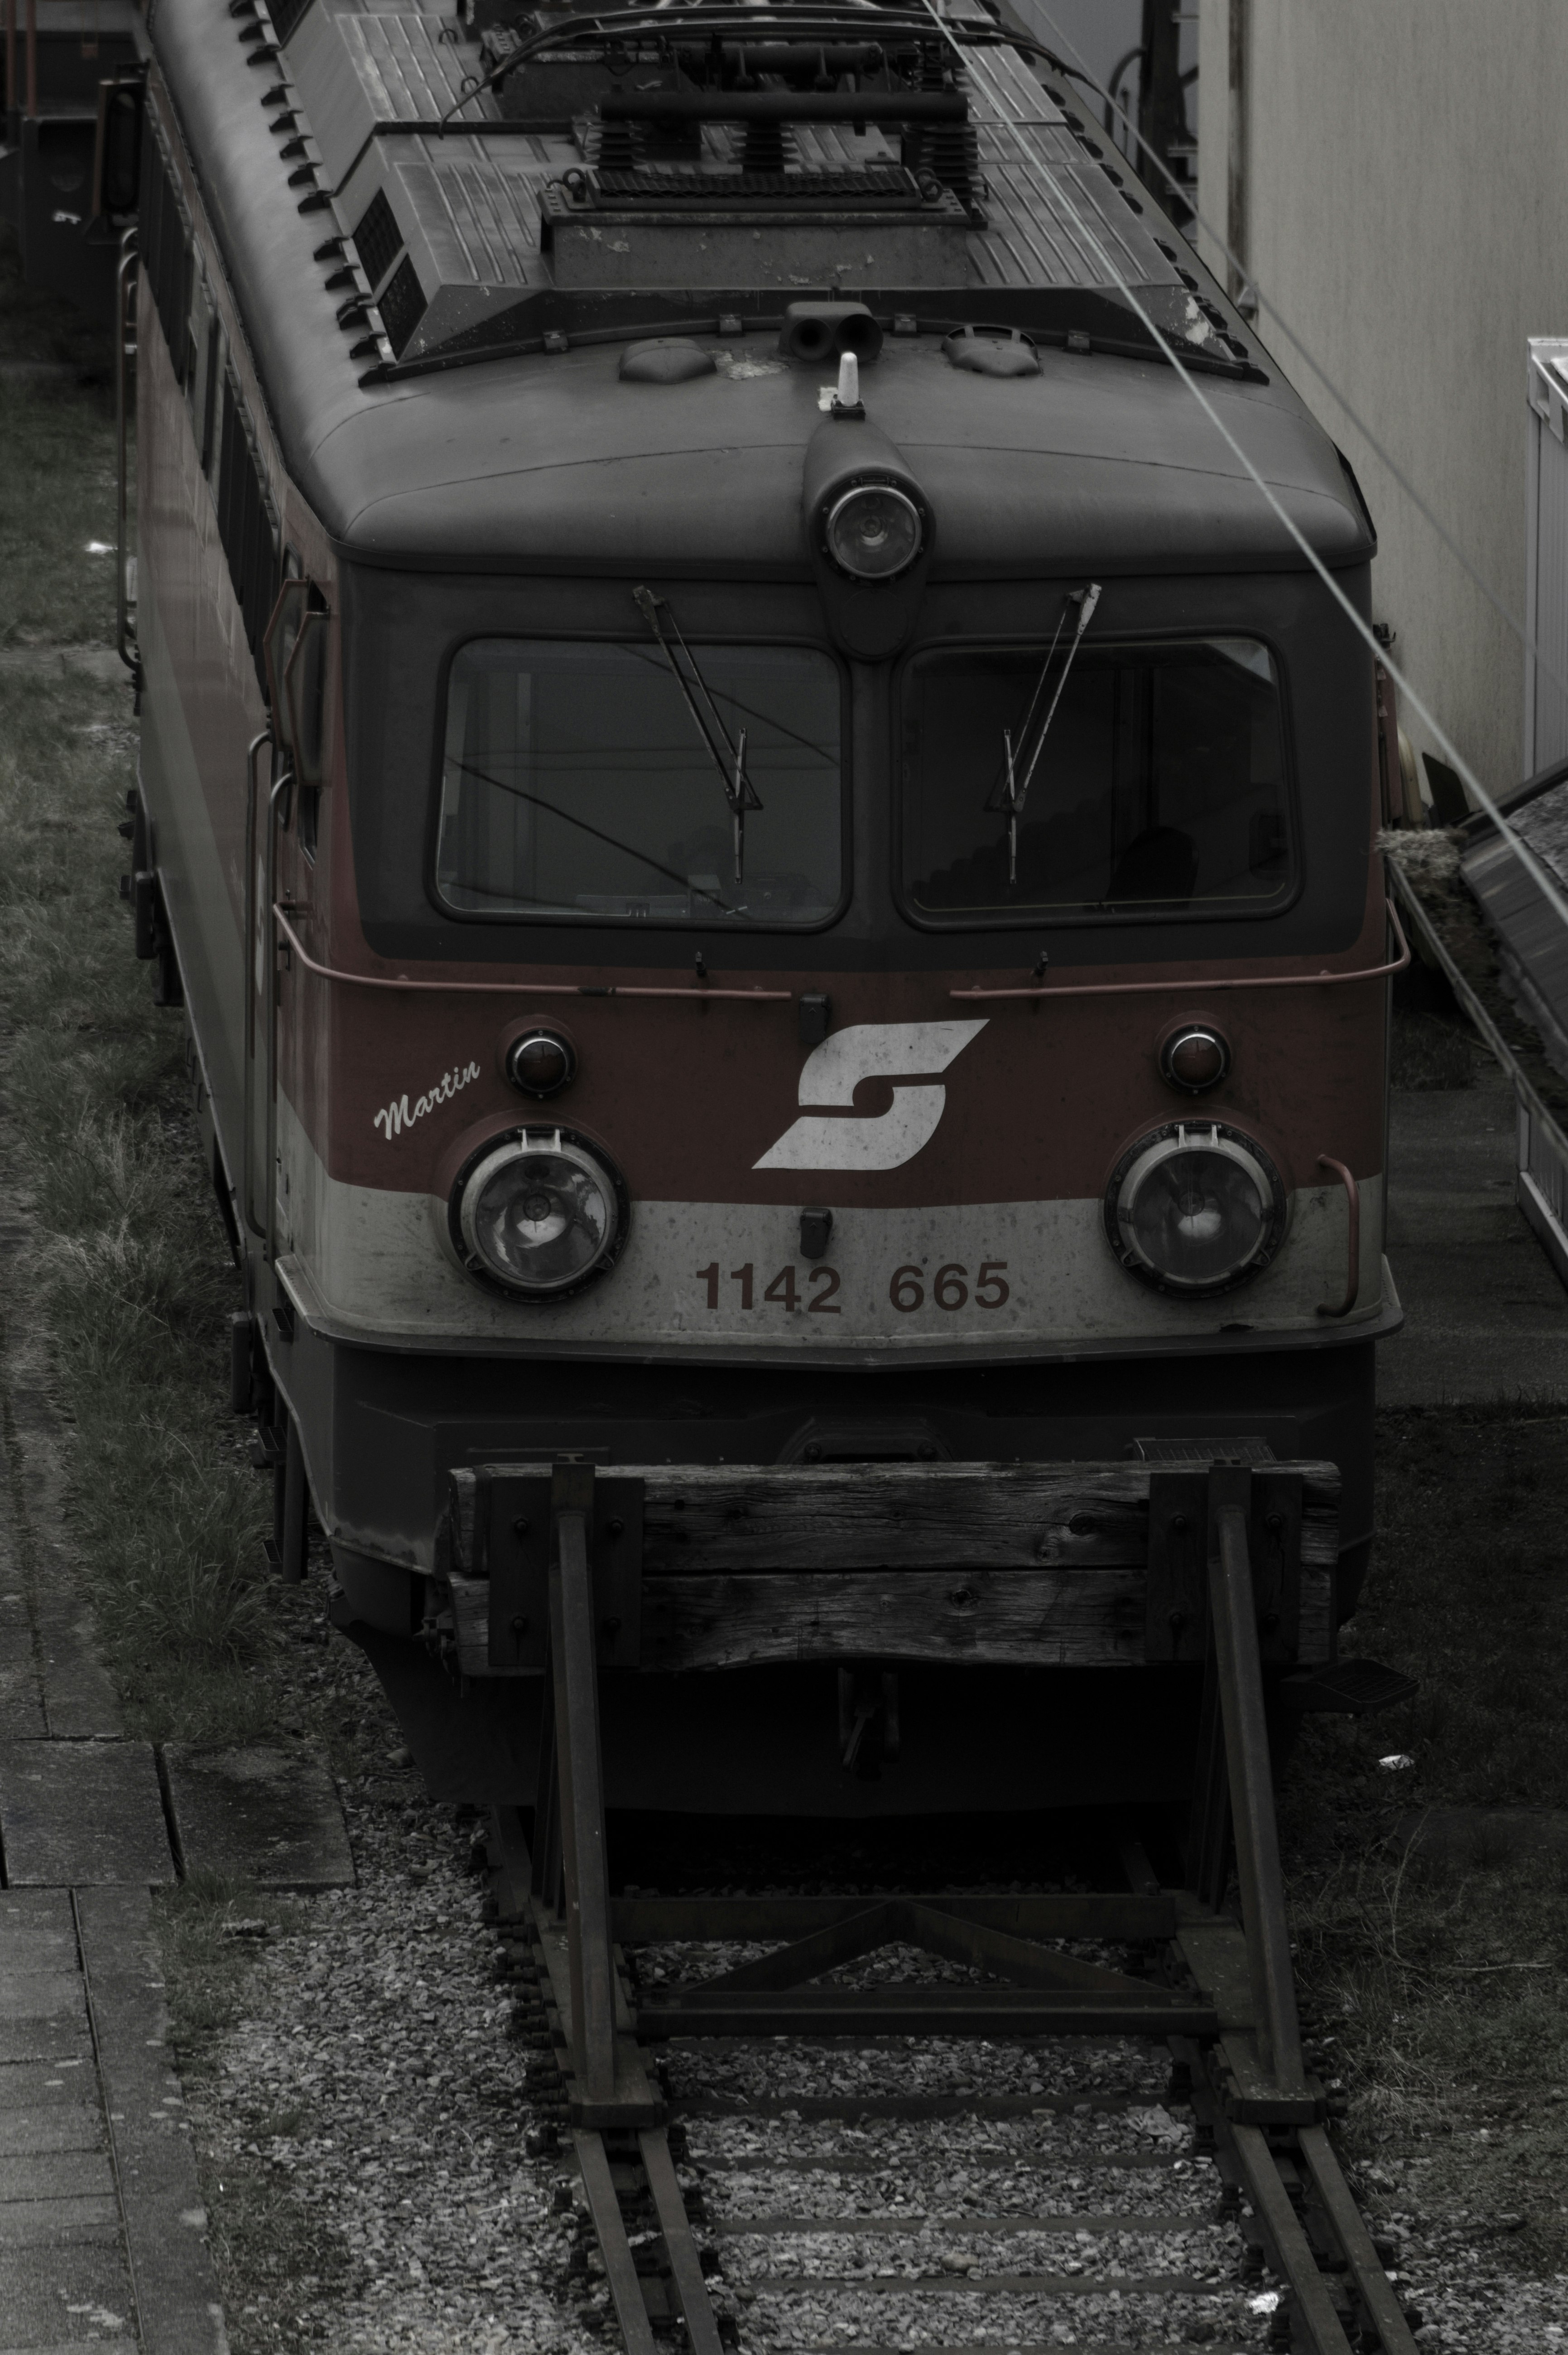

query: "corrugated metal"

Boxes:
[280, 0, 1198, 366]
[964, 45, 1180, 294]
[1525, 340, 1568, 773]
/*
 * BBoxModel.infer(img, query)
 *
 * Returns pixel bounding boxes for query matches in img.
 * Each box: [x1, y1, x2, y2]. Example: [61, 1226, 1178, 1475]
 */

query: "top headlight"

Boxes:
[451, 1128, 628, 1300]
[824, 483, 923, 580]
[1105, 1122, 1286, 1295]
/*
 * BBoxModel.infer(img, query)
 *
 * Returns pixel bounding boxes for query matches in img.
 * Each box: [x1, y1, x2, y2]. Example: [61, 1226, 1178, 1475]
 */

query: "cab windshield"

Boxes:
[901, 636, 1292, 925]
[435, 638, 842, 927]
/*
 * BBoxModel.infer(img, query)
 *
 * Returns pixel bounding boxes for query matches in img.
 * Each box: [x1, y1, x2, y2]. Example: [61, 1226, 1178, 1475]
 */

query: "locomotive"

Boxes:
[125, 0, 1402, 1817]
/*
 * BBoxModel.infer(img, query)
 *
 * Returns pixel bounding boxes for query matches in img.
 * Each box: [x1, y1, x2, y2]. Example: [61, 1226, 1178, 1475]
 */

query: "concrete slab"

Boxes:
[0, 1593, 44, 1741]
[163, 1743, 354, 1888]
[0, 2157, 113, 2204]
[1379, 1063, 1568, 1404]
[0, 2028, 92, 2072]
[0, 1980, 85, 2026]
[0, 2197, 120, 2247]
[0, 1744, 173, 1888]
[0, 2241, 133, 2344]
[77, 1888, 227, 2355]
[0, 2108, 107, 2160]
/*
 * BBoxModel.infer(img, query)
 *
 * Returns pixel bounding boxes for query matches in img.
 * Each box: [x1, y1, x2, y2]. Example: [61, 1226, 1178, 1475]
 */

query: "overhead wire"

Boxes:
[1013, 0, 1568, 736]
[928, 0, 1568, 943]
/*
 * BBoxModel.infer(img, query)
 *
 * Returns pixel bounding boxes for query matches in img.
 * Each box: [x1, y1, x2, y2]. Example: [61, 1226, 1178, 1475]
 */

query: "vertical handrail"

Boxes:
[115, 231, 140, 683]
[261, 767, 292, 1258]
[23, 0, 34, 118]
[1206, 1463, 1305, 2093]
[241, 731, 274, 1241]
[1315, 1154, 1360, 1317]
[549, 1462, 616, 2109]
[5, 0, 15, 121]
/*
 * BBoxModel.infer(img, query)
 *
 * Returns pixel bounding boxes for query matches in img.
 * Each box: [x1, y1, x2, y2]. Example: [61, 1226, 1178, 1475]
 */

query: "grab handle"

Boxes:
[115, 228, 140, 685]
[1315, 1156, 1360, 1317]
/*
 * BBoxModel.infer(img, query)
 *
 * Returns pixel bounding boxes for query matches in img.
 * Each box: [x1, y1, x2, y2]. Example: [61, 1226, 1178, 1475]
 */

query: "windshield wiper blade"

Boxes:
[997, 581, 1102, 885]
[634, 586, 763, 886]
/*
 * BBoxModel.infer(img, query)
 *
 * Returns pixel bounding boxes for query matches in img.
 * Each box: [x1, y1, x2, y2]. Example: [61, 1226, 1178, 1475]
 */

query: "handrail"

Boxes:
[241, 732, 274, 1241]
[262, 777, 293, 1260]
[269, 908, 794, 1002]
[115, 229, 140, 685]
[1315, 1155, 1360, 1318]
[950, 900, 1411, 1002]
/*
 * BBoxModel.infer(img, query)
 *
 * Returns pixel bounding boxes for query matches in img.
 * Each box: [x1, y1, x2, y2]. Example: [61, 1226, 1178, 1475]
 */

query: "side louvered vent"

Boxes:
[138, 126, 191, 382]
[352, 187, 403, 292]
[375, 256, 427, 356]
[216, 376, 280, 695]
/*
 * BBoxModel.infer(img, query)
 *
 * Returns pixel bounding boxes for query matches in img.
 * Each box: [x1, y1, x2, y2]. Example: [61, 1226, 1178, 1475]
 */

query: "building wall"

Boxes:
[1198, 0, 1568, 799]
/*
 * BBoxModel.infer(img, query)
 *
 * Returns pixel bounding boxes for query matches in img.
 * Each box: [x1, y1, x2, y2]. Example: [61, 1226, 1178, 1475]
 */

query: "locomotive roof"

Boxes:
[152, 0, 1374, 577]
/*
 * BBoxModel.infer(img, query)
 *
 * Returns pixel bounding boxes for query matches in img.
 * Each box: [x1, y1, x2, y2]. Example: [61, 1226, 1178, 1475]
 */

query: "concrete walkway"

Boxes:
[0, 1331, 226, 2355]
[0, 1347, 356, 2355]
[1379, 1062, 1568, 1404]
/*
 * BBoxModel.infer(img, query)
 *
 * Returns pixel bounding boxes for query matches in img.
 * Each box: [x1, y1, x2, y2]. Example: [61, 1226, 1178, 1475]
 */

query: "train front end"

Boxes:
[269, 346, 1393, 1814]
[140, 0, 1399, 1813]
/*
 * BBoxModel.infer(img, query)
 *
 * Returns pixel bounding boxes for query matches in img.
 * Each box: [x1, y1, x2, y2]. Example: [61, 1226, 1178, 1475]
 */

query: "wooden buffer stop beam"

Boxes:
[439, 1454, 1352, 2113]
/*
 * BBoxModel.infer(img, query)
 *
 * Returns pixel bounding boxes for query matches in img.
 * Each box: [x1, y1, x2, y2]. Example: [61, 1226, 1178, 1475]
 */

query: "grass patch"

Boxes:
[0, 222, 118, 648]
[1282, 1404, 1568, 2277]
[0, 664, 281, 1741]
[0, 379, 120, 646]
[1390, 1007, 1474, 1091]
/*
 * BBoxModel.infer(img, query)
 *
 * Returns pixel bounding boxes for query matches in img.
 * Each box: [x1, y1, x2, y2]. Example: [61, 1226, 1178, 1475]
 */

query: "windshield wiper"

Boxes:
[994, 581, 1102, 885]
[633, 586, 763, 886]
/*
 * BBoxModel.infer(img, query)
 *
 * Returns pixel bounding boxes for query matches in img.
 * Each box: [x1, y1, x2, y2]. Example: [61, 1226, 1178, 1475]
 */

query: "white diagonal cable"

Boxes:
[928, 0, 1568, 940]
[1015, 0, 1568, 732]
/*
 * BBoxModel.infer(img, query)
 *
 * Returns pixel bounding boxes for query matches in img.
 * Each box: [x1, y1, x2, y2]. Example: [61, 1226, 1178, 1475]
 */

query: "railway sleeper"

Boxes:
[475, 1458, 1422, 2355]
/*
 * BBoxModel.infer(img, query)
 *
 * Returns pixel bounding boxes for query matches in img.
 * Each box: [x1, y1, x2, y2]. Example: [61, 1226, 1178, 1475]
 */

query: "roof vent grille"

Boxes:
[353, 187, 404, 293]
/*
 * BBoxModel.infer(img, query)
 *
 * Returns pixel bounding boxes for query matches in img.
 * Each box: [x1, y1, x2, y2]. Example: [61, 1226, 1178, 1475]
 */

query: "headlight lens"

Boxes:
[452, 1129, 628, 1299]
[824, 483, 923, 580]
[1105, 1122, 1286, 1295]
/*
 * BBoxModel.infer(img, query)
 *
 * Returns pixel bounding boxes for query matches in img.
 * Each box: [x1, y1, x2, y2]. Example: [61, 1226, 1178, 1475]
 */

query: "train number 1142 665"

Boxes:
[693, 1261, 1010, 1314]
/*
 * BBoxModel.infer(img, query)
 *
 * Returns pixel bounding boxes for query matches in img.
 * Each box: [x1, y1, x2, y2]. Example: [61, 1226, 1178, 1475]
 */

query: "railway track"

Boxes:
[484, 1813, 1424, 2355]
[463, 1457, 1424, 2355]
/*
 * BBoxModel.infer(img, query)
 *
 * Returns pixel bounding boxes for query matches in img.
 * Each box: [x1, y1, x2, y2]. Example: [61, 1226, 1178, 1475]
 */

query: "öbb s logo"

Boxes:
[754, 1019, 988, 1173]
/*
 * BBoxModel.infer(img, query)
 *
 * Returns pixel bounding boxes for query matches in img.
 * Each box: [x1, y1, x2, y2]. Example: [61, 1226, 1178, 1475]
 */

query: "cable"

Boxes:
[922, 0, 1568, 943]
[1013, 0, 1568, 729]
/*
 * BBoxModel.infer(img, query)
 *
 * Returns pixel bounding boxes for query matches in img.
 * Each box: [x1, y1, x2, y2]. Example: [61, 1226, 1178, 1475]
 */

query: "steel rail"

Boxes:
[269, 908, 793, 1002]
[951, 900, 1411, 1002]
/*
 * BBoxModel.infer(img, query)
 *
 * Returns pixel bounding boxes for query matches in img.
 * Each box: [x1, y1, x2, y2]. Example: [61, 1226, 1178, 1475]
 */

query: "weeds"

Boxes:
[0, 652, 271, 1742]
[1280, 1403, 1568, 2273]
[1390, 1008, 1474, 1091]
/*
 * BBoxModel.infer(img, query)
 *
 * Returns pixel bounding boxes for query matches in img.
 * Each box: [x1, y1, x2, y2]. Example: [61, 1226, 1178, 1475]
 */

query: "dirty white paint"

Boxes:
[1198, 0, 1568, 797]
[275, 1092, 1390, 1356]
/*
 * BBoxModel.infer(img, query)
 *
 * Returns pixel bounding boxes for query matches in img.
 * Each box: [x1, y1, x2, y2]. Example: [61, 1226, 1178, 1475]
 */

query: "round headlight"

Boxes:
[450, 1129, 628, 1300]
[506, 1029, 576, 1098]
[824, 483, 923, 580]
[1105, 1122, 1286, 1296]
[1160, 1024, 1230, 1095]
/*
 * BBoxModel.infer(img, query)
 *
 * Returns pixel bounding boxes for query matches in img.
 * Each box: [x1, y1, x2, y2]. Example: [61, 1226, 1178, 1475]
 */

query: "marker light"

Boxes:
[824, 483, 923, 580]
[1105, 1122, 1286, 1295]
[506, 1029, 576, 1098]
[1160, 1025, 1231, 1094]
[451, 1129, 628, 1300]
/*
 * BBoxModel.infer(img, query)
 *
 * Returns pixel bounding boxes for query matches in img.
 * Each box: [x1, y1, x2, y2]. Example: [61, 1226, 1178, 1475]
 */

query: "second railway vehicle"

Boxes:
[124, 0, 1403, 1812]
